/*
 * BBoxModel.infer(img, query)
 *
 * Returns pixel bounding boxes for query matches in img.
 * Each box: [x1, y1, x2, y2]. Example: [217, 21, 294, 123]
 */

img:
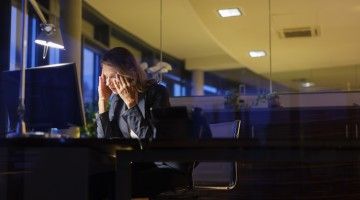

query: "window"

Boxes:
[29, 17, 37, 67]
[9, 5, 50, 70]
[82, 47, 101, 105]
[204, 84, 218, 95]
[173, 83, 182, 97]
[163, 73, 188, 97]
[9, 6, 17, 70]
[49, 48, 60, 64]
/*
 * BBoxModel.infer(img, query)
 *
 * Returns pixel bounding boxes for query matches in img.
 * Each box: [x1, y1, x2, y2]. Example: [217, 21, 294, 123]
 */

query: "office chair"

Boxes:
[192, 120, 241, 190]
[156, 120, 241, 199]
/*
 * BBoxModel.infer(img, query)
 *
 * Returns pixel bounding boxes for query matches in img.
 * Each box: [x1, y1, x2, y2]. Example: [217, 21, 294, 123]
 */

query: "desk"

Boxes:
[116, 139, 360, 200]
[0, 138, 138, 200]
[2, 138, 360, 200]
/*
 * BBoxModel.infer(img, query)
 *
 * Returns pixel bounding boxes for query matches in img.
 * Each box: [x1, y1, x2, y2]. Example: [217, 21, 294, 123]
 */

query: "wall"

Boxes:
[82, 19, 94, 39]
[109, 37, 142, 64]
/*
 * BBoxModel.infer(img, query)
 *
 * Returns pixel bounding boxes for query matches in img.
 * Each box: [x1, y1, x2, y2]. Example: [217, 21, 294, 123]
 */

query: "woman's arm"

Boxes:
[122, 84, 170, 139]
[96, 95, 122, 138]
[96, 74, 117, 138]
[96, 112, 109, 138]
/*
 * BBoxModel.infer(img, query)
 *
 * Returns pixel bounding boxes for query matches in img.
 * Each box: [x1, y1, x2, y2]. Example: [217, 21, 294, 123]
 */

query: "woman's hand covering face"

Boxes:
[112, 73, 138, 108]
[98, 74, 112, 102]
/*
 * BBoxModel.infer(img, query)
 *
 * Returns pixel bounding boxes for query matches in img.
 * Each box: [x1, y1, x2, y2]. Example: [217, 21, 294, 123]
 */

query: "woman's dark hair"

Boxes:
[101, 47, 136, 72]
[101, 47, 153, 92]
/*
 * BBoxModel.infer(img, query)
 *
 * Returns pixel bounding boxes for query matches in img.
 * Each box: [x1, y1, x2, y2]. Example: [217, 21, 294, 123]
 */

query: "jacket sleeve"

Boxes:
[95, 111, 122, 138]
[95, 95, 122, 138]
[121, 84, 170, 139]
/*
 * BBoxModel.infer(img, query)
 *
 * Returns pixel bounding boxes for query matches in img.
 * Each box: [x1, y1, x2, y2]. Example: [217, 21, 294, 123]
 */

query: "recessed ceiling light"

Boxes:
[218, 8, 241, 18]
[249, 50, 266, 58]
[301, 82, 315, 88]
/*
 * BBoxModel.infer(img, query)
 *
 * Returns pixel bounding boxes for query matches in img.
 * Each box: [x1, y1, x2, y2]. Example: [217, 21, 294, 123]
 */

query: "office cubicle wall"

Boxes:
[170, 91, 360, 110]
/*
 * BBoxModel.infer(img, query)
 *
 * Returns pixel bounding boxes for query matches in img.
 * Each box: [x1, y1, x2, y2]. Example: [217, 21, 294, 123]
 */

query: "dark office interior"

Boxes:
[1, 0, 360, 199]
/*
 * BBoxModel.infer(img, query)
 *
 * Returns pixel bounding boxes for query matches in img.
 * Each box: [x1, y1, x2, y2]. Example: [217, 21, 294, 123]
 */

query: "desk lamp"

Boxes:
[7, 0, 65, 138]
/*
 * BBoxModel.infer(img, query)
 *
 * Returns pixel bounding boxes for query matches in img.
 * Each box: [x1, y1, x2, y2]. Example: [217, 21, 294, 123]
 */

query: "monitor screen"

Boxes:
[150, 106, 192, 139]
[2, 63, 85, 132]
[150, 106, 212, 139]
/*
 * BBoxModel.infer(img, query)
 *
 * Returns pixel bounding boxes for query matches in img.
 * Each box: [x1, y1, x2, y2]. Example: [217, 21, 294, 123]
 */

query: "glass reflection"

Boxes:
[270, 0, 360, 93]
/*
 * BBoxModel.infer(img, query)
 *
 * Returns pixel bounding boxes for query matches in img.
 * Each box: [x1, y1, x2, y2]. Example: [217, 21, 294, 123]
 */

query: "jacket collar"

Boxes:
[109, 92, 146, 119]
[138, 92, 146, 118]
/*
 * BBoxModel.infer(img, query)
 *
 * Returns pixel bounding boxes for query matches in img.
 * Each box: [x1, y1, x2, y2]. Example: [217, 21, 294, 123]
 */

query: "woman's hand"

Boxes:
[112, 73, 138, 108]
[98, 74, 112, 113]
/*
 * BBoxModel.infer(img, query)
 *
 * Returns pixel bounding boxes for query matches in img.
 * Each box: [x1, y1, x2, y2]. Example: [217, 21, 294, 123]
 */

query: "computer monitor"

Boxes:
[2, 63, 85, 132]
[150, 106, 212, 139]
[150, 106, 192, 139]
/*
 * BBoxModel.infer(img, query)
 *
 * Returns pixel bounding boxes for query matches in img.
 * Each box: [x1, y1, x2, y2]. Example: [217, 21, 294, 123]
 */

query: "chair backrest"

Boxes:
[192, 120, 240, 190]
[208, 120, 240, 139]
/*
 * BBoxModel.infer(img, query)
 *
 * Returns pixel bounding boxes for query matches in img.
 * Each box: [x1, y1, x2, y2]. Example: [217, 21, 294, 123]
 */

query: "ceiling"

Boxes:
[85, 0, 360, 92]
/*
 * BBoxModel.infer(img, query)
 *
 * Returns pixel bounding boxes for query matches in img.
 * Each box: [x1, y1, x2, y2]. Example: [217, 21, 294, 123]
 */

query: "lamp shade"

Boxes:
[34, 23, 64, 50]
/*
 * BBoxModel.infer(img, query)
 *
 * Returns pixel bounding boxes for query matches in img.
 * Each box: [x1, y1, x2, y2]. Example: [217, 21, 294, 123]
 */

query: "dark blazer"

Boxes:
[96, 83, 170, 139]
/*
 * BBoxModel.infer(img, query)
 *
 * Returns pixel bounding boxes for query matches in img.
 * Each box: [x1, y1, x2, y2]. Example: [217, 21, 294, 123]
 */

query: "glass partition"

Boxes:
[270, 0, 360, 93]
[162, 0, 271, 97]
[163, 0, 360, 109]
[87, 0, 360, 102]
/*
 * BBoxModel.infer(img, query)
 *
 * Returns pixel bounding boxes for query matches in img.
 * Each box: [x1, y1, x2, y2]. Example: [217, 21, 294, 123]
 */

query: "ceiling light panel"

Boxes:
[218, 8, 241, 18]
[249, 51, 266, 58]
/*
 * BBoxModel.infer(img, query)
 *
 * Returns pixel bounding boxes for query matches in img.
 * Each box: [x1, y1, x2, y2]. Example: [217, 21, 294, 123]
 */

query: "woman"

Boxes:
[94, 47, 189, 198]
[96, 47, 169, 139]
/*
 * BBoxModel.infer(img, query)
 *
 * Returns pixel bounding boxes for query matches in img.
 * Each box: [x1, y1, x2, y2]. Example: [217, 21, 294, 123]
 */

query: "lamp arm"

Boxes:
[8, 0, 50, 137]
[29, 0, 47, 24]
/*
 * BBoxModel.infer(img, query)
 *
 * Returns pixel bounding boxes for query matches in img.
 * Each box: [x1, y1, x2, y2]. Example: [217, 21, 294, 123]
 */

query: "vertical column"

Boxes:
[59, 0, 82, 78]
[59, 0, 83, 138]
[192, 70, 204, 96]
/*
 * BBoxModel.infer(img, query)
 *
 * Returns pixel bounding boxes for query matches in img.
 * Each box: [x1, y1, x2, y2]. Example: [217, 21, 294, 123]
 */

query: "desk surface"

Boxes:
[1, 138, 360, 150]
[2, 137, 360, 200]
[0, 138, 140, 156]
